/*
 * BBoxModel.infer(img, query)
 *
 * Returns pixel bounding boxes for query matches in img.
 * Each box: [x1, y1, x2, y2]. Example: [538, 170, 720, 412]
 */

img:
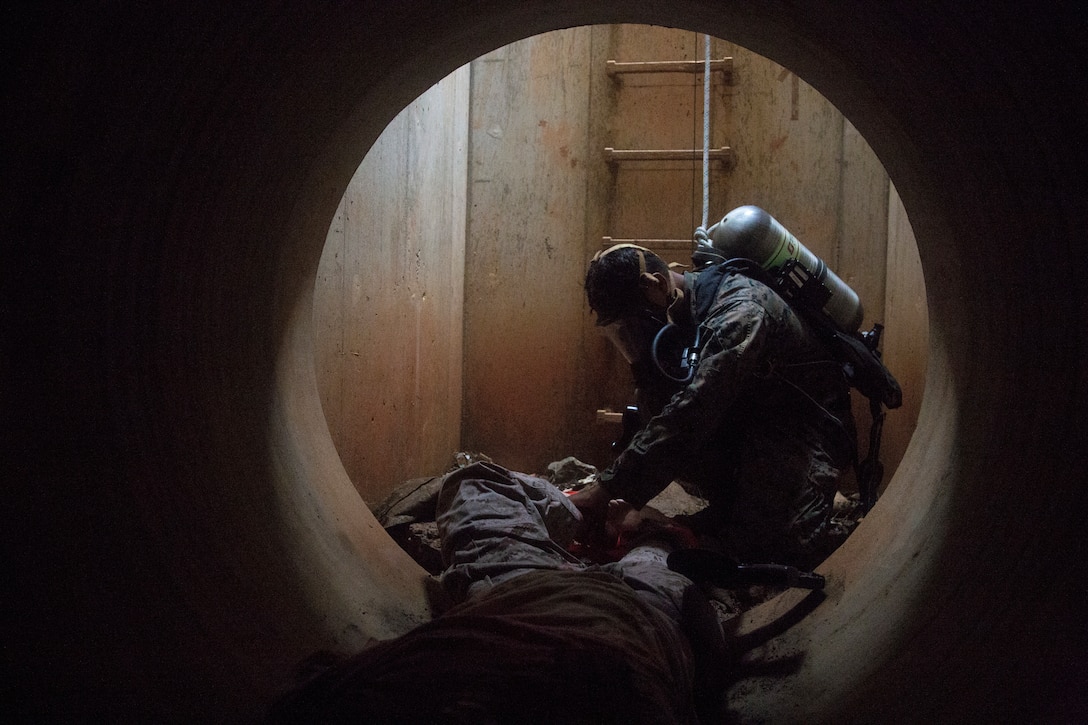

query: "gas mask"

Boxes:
[591, 243, 697, 383]
[600, 308, 668, 367]
[591, 244, 667, 365]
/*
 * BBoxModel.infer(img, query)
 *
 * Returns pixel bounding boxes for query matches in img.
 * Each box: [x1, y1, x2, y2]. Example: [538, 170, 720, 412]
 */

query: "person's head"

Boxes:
[584, 244, 674, 327]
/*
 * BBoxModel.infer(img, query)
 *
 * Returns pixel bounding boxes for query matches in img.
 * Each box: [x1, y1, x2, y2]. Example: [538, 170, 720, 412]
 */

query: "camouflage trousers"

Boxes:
[676, 421, 847, 571]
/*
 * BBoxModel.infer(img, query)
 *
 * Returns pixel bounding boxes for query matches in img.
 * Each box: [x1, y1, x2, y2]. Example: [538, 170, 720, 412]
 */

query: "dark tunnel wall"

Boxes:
[3, 1, 1086, 721]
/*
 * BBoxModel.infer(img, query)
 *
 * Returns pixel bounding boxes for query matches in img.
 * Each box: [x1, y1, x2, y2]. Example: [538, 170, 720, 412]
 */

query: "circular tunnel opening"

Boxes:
[311, 25, 928, 591]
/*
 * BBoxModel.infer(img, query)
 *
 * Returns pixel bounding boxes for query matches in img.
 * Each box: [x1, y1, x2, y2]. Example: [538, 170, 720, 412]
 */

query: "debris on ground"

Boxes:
[546, 456, 598, 491]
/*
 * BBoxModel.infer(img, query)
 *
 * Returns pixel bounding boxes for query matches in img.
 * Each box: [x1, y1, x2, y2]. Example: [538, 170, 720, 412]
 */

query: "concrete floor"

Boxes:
[4, 2, 1087, 721]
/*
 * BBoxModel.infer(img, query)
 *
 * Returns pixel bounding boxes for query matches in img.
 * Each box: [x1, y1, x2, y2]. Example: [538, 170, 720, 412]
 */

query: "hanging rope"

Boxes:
[701, 33, 712, 229]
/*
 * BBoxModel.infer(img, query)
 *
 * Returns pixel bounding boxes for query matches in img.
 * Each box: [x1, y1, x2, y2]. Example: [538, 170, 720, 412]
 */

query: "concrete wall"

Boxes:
[5, 2, 1085, 722]
[461, 30, 596, 473]
[882, 184, 927, 477]
[314, 69, 469, 504]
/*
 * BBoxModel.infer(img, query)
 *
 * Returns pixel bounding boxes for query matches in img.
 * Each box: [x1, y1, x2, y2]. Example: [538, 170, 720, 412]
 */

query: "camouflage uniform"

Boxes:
[599, 265, 857, 569]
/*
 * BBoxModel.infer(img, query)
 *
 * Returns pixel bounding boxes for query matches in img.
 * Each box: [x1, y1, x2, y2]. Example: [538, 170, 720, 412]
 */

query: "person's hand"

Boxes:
[568, 479, 611, 515]
[605, 499, 667, 540]
[604, 499, 698, 553]
[567, 479, 612, 529]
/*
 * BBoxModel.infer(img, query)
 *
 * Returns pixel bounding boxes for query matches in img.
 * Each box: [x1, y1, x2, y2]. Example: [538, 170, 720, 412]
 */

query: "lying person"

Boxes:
[266, 461, 721, 724]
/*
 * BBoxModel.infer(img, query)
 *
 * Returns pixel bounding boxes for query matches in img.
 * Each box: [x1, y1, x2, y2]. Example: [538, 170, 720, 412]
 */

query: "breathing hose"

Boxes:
[652, 322, 701, 384]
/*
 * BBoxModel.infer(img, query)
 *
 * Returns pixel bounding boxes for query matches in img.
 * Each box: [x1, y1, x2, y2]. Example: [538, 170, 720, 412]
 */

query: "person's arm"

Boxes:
[566, 478, 613, 524]
[600, 298, 776, 508]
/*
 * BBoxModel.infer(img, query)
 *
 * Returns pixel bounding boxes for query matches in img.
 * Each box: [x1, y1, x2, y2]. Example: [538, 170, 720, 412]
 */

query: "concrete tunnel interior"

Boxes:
[4, 2, 1087, 722]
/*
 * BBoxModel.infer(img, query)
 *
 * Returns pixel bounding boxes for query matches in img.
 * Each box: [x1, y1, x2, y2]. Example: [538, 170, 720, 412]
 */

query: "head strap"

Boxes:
[592, 243, 651, 275]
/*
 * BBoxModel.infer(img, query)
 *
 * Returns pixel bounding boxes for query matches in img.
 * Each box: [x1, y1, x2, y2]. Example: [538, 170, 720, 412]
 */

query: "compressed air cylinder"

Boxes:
[707, 205, 864, 331]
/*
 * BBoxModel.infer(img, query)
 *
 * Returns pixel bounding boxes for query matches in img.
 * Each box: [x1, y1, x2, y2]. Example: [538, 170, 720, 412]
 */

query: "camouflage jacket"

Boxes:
[599, 264, 856, 557]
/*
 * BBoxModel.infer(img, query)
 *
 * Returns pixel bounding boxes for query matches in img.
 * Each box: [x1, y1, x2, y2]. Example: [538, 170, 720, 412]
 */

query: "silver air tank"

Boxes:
[707, 205, 864, 331]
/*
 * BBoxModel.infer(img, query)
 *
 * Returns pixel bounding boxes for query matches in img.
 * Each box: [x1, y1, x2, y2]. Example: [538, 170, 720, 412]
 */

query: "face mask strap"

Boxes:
[592, 243, 650, 276]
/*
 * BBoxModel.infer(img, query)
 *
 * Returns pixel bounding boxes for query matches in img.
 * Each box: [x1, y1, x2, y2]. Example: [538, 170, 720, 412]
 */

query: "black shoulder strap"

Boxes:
[784, 300, 901, 410]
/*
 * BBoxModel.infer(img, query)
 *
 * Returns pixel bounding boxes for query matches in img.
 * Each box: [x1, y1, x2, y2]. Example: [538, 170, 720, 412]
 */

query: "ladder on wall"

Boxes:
[601, 41, 736, 260]
[596, 39, 736, 430]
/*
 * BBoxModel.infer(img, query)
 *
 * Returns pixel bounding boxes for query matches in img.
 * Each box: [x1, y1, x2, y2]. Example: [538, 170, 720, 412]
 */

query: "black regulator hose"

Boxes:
[651, 323, 701, 384]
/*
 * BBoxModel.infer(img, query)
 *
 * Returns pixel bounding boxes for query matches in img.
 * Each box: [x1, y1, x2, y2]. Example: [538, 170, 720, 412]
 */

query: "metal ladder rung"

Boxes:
[604, 147, 735, 165]
[601, 237, 693, 251]
[606, 58, 733, 82]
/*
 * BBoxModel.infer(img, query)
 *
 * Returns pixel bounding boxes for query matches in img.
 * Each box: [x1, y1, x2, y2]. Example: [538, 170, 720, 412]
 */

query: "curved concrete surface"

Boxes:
[5, 2, 1086, 721]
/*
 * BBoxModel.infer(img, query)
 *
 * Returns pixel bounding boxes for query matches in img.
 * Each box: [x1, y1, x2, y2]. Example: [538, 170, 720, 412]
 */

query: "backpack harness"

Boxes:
[651, 257, 902, 512]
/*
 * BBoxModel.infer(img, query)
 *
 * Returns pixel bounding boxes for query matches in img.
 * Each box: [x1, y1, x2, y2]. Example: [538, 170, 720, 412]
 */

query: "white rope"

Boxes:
[701, 33, 711, 229]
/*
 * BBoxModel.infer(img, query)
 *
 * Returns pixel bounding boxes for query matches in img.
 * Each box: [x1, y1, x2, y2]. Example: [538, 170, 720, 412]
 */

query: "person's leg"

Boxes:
[606, 543, 694, 622]
[725, 428, 843, 569]
[436, 462, 586, 601]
